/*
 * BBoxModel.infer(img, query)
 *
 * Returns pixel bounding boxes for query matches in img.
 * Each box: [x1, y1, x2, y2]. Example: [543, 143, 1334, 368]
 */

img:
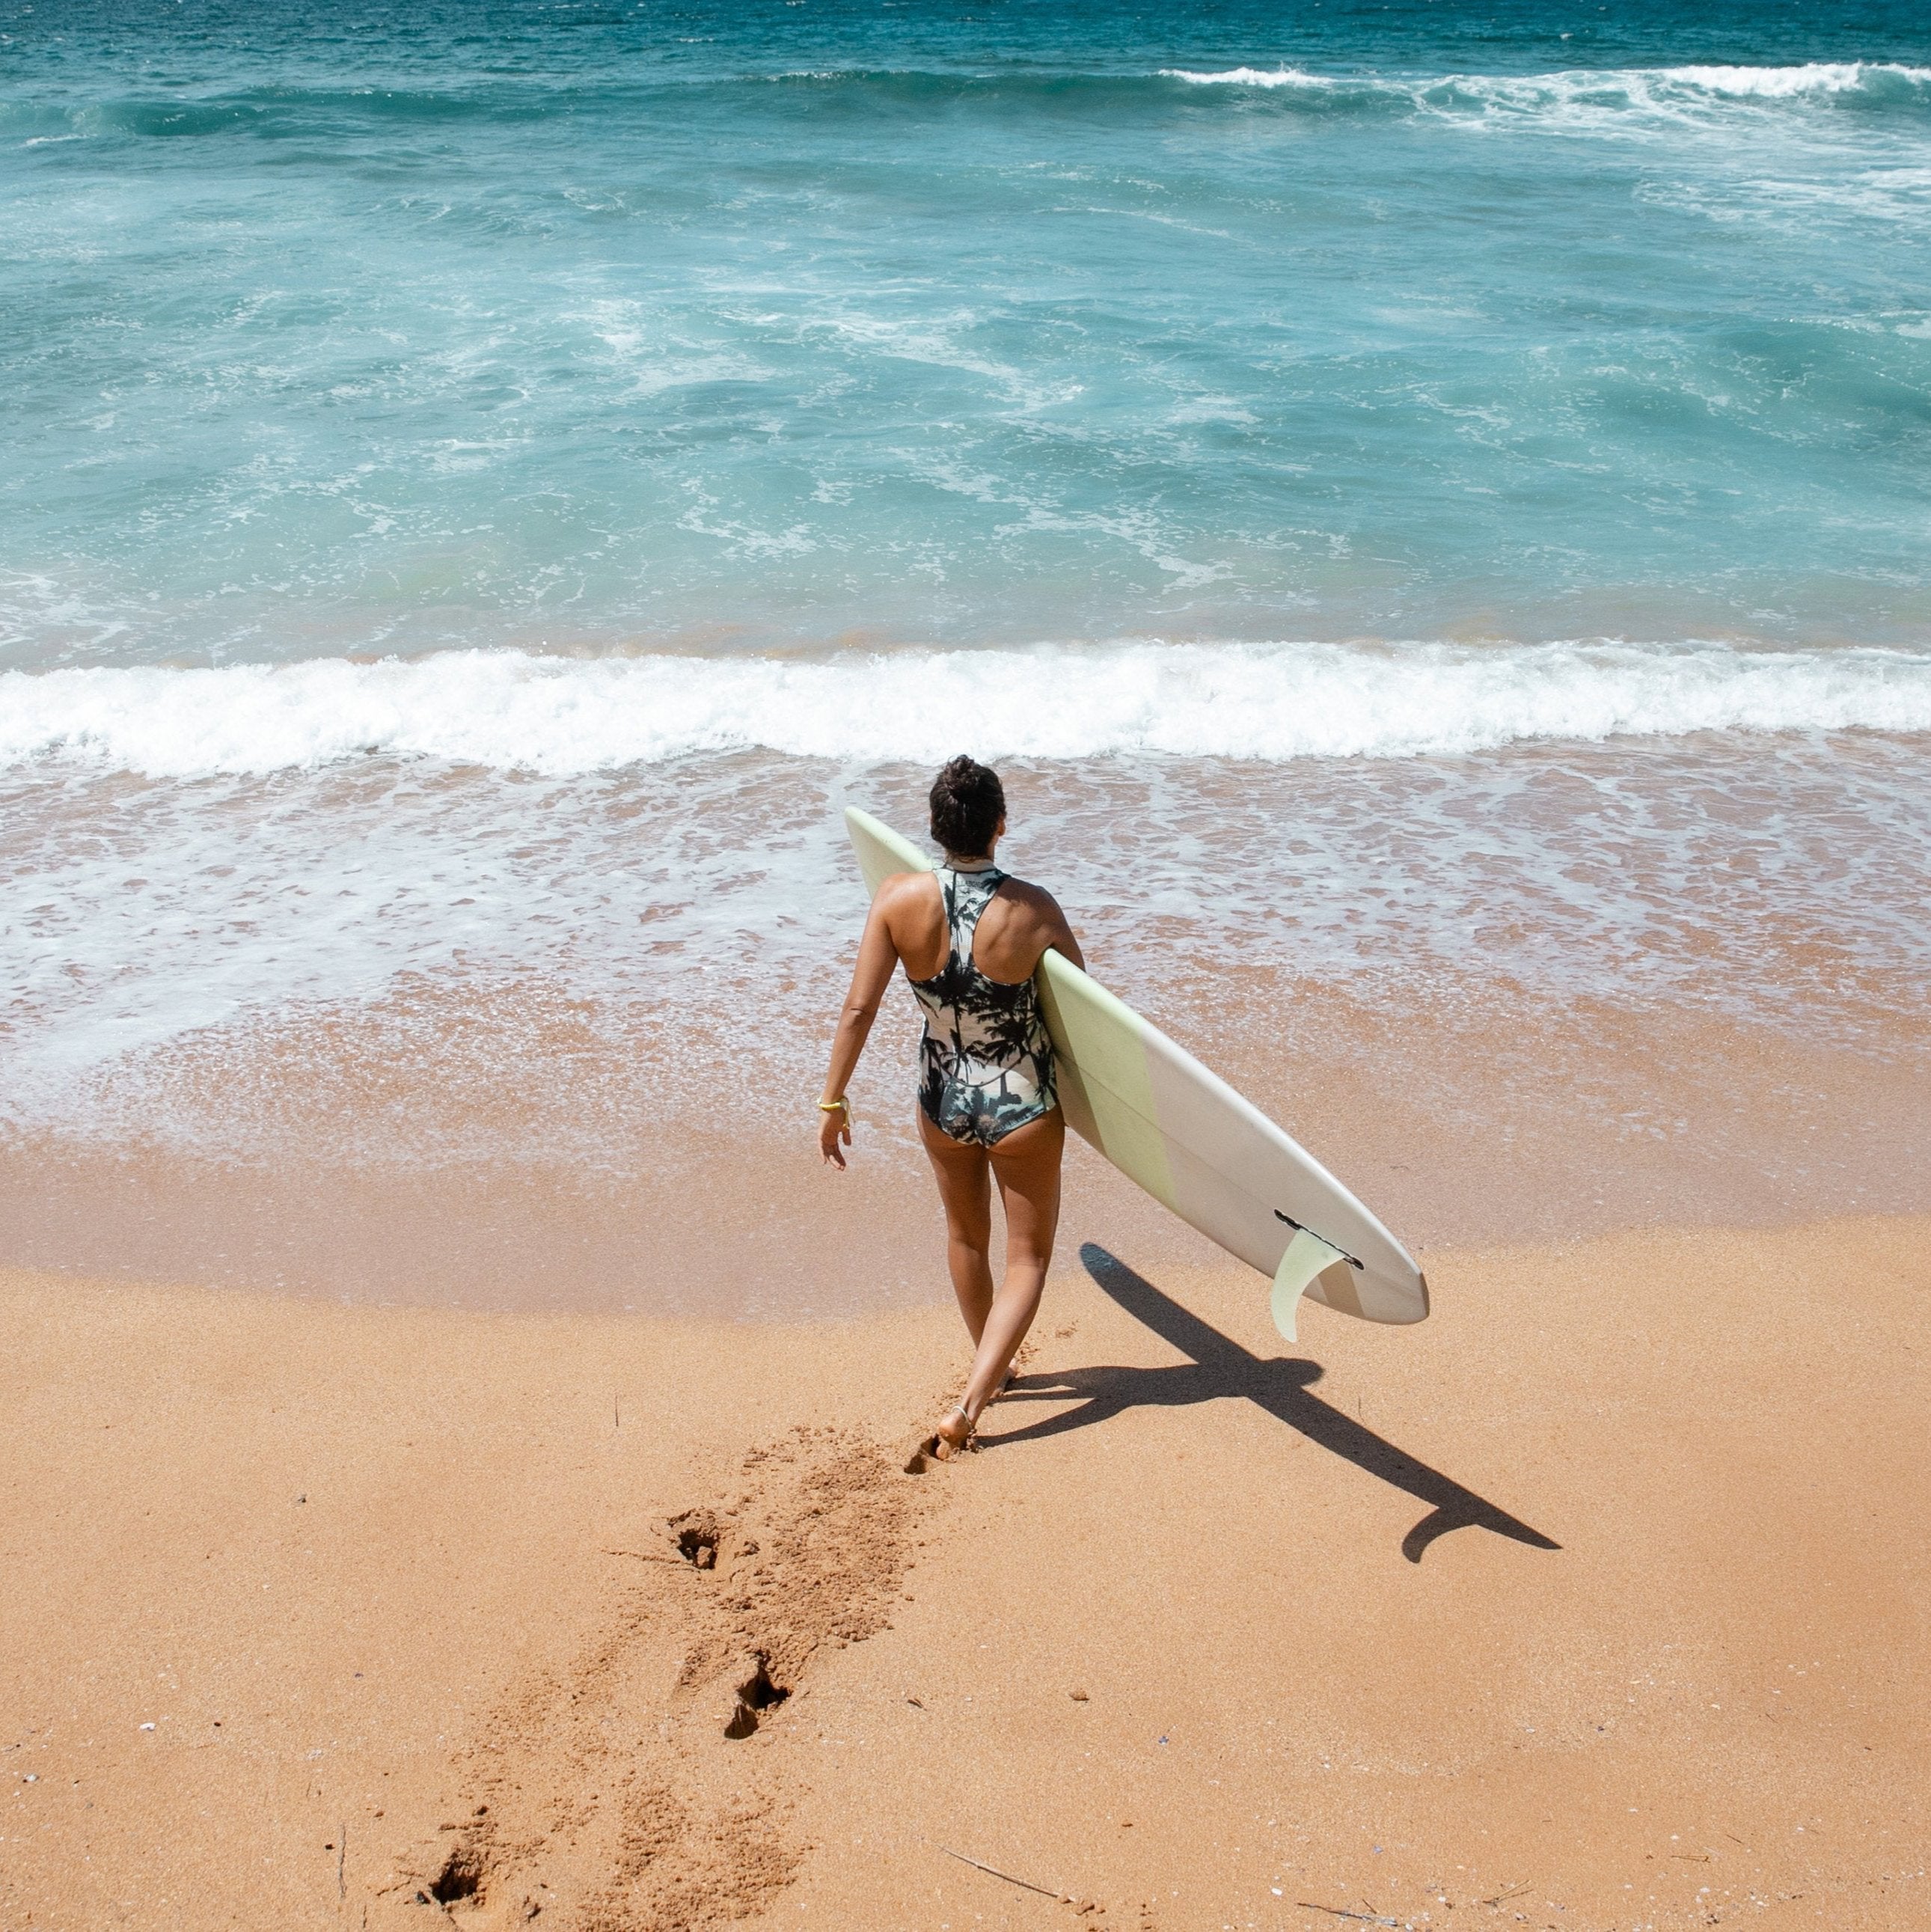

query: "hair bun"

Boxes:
[928, 755, 1005, 858]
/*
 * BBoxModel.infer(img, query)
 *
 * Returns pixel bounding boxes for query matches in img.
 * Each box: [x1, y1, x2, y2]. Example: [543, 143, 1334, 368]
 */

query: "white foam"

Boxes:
[4, 640, 1928, 777]
[1161, 61, 1931, 127]
[1163, 67, 1327, 89]
[1656, 62, 1929, 97]
[1164, 61, 1931, 91]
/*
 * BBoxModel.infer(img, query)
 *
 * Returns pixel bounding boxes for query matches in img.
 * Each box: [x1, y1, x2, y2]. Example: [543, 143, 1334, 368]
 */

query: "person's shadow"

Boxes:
[985, 1243, 1560, 1565]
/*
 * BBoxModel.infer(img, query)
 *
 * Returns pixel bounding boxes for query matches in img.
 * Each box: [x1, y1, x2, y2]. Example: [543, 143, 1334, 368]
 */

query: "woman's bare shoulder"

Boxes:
[994, 875, 1073, 929]
[995, 871, 1057, 903]
[872, 869, 941, 926]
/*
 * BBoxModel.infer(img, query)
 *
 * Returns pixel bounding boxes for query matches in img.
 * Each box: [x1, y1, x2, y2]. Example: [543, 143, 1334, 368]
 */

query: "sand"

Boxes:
[4, 1215, 1928, 1931]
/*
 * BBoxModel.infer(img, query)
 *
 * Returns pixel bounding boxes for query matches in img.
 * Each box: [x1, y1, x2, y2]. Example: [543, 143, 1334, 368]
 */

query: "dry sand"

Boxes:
[4, 1215, 1928, 1931]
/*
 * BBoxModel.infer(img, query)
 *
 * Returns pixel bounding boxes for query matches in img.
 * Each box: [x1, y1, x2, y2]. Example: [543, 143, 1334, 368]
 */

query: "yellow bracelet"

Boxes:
[817, 1097, 850, 1115]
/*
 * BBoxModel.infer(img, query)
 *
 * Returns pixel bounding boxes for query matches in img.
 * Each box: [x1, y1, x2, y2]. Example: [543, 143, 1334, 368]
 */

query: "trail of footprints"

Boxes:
[382, 1425, 923, 1931]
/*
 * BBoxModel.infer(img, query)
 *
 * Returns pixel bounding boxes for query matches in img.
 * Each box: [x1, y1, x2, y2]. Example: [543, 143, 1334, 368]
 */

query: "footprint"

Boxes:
[722, 1654, 792, 1739]
[423, 1841, 486, 1908]
[667, 1508, 723, 1569]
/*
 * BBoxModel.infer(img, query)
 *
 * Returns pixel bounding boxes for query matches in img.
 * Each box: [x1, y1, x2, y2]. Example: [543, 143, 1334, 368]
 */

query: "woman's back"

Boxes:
[874, 866, 1074, 986]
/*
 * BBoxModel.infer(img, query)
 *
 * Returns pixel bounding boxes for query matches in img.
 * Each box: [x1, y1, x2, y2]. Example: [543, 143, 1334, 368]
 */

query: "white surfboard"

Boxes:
[845, 807, 1428, 1340]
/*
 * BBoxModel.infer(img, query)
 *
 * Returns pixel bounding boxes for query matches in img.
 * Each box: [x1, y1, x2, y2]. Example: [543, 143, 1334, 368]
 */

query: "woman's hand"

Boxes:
[818, 1100, 852, 1170]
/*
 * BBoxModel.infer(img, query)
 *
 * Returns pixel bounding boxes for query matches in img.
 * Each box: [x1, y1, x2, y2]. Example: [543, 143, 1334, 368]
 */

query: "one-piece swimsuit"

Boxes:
[908, 861, 1058, 1149]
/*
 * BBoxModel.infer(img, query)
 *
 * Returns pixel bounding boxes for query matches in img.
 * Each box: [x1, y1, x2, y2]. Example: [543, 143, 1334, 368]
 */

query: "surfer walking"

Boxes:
[818, 756, 1084, 1461]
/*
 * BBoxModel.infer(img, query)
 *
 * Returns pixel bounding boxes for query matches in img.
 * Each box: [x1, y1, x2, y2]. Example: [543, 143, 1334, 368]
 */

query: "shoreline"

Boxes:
[8, 971, 1927, 1318]
[7, 1212, 1927, 1929]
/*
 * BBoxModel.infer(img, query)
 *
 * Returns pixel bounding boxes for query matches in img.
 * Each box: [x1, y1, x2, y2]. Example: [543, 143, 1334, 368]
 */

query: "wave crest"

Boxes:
[1160, 60, 1931, 123]
[4, 641, 1928, 777]
[1163, 66, 1328, 90]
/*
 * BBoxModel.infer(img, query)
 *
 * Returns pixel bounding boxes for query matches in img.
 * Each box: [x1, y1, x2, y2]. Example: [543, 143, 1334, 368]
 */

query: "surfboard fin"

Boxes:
[1270, 1226, 1347, 1345]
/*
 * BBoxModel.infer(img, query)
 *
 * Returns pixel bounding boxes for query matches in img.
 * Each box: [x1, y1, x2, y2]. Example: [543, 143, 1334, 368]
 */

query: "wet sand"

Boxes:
[5, 1214, 1928, 1931]
[6, 977, 1926, 1315]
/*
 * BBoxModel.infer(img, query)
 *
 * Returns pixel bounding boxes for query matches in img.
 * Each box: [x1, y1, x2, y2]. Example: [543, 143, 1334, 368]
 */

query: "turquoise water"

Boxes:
[6, 1, 1931, 665]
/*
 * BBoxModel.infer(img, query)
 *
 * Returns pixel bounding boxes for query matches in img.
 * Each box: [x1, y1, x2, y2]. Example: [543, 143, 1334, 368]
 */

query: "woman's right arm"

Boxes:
[817, 880, 909, 1170]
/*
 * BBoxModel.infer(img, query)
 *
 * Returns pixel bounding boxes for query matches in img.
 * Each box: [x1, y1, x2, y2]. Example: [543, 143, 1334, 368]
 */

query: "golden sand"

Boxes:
[4, 1215, 1927, 1929]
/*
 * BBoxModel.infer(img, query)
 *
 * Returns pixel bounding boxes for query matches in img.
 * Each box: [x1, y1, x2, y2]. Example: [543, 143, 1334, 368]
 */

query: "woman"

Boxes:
[817, 756, 1084, 1461]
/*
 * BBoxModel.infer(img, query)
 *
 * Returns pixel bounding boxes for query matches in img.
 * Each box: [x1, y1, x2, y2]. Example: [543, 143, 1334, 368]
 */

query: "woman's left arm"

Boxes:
[818, 885, 905, 1170]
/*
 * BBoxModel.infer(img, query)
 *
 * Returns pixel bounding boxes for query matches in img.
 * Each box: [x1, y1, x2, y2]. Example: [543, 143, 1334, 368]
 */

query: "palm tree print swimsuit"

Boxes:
[909, 861, 1059, 1148]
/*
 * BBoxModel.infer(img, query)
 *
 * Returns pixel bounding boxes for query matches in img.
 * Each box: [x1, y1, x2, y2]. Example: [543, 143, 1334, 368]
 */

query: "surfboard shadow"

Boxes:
[985, 1243, 1559, 1565]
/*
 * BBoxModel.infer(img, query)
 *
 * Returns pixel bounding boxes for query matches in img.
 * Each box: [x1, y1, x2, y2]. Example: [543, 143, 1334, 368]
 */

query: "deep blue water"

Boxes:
[5, 0, 1930, 668]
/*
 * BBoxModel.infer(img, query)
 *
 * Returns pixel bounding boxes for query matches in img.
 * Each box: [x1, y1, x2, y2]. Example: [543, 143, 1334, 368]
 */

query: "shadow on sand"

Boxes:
[985, 1242, 1561, 1565]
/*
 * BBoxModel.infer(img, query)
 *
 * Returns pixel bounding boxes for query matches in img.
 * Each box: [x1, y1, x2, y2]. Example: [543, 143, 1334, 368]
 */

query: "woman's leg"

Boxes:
[958, 1108, 1065, 1424]
[917, 1107, 997, 1345]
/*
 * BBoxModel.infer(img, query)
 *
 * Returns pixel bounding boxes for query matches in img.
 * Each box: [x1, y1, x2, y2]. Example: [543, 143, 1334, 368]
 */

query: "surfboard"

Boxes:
[844, 807, 1428, 1341]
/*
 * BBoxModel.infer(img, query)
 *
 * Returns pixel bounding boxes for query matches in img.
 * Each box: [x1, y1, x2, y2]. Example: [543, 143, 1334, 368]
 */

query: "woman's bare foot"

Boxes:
[908, 1365, 1016, 1473]
[930, 1404, 975, 1462]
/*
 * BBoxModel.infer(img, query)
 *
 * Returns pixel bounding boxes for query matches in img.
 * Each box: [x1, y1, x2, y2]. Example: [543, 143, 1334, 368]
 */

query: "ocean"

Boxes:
[4, 0, 1929, 1309]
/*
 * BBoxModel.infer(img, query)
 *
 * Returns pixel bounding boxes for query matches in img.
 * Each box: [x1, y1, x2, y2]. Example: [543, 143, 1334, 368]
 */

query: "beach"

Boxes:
[7, 2, 1931, 1925]
[7, 1213, 1928, 1931]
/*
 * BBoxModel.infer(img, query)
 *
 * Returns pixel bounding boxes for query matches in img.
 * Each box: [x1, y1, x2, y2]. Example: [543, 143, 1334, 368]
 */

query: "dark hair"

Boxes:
[929, 755, 1005, 858]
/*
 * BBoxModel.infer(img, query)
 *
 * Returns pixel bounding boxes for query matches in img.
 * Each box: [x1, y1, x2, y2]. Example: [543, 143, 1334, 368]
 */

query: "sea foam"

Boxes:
[4, 641, 1927, 778]
[1656, 63, 1931, 97]
[1162, 66, 1328, 89]
[1160, 61, 1931, 122]
[1163, 61, 1931, 93]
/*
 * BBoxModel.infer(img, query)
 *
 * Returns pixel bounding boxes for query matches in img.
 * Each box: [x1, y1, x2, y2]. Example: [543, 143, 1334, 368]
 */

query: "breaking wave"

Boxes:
[4, 638, 1929, 777]
[1160, 60, 1931, 126]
